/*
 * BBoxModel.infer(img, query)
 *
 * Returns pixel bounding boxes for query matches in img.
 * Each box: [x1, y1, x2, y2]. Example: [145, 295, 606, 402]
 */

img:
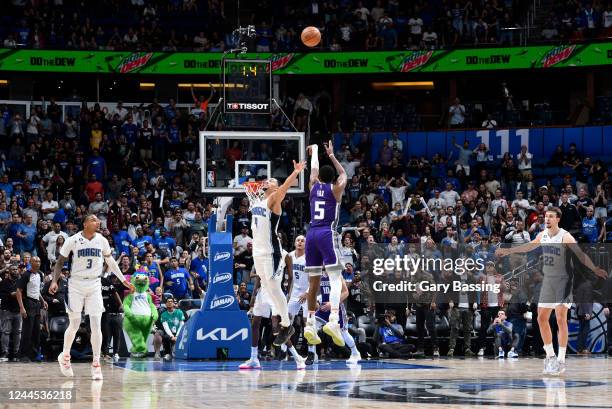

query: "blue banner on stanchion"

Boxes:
[175, 214, 252, 359]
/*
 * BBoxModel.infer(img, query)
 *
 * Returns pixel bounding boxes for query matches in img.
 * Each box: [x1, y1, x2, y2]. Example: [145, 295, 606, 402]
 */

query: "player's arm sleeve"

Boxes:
[309, 144, 319, 189]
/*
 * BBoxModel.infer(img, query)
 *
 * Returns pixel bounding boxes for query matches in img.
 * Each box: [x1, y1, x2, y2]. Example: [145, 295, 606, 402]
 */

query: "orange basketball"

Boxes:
[301, 26, 321, 48]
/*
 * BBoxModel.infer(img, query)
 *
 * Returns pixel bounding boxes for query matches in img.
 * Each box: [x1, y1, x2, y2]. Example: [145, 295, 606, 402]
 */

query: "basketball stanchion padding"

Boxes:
[175, 213, 251, 359]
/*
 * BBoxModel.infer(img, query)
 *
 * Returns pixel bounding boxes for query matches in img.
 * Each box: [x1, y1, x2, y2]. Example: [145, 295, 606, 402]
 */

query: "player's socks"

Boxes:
[288, 346, 300, 360]
[342, 331, 359, 356]
[308, 345, 316, 353]
[544, 344, 556, 358]
[251, 346, 258, 360]
[558, 346, 566, 363]
[281, 344, 288, 352]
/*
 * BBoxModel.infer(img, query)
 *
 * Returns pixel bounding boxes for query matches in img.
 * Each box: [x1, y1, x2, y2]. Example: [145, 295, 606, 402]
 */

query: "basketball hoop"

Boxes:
[243, 181, 265, 209]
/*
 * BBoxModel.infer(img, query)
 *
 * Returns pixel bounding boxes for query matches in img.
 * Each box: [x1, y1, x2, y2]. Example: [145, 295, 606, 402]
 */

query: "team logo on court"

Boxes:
[212, 272, 232, 285]
[214, 252, 231, 262]
[294, 379, 609, 407]
[209, 295, 235, 309]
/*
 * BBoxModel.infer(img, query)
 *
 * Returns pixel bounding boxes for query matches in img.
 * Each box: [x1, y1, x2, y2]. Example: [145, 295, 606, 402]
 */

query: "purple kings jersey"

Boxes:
[310, 182, 339, 229]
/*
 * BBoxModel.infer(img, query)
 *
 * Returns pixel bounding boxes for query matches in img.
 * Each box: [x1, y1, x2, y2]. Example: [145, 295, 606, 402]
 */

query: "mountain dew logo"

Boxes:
[117, 52, 153, 73]
[401, 51, 433, 72]
[541, 45, 576, 68]
[271, 53, 295, 71]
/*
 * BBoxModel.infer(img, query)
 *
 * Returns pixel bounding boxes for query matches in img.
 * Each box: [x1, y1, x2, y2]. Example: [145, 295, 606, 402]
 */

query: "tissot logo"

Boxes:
[212, 272, 232, 284]
[226, 102, 269, 110]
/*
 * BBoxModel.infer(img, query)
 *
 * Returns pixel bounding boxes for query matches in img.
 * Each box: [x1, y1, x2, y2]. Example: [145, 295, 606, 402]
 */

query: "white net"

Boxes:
[244, 181, 265, 210]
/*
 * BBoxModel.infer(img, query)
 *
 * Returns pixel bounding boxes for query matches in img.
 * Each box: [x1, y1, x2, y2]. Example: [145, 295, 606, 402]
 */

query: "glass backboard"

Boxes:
[200, 131, 305, 196]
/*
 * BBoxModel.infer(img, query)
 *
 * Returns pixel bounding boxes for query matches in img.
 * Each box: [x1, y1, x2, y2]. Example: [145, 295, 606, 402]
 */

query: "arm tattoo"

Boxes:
[53, 255, 67, 282]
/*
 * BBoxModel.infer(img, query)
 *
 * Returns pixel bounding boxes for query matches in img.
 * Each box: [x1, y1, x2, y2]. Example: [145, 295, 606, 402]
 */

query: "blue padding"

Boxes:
[526, 128, 544, 157]
[582, 127, 603, 156]
[543, 128, 563, 157]
[426, 131, 447, 158]
[563, 127, 583, 152]
[405, 132, 427, 158]
[603, 126, 612, 155]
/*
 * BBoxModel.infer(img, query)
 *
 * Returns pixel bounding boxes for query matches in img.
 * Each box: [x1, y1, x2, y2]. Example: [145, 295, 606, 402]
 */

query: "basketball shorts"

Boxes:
[65, 278, 105, 317]
[305, 227, 342, 275]
[538, 273, 573, 309]
[253, 253, 284, 282]
[252, 288, 275, 318]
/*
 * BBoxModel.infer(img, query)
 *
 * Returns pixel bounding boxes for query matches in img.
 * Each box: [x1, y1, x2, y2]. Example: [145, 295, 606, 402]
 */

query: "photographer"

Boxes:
[373, 310, 415, 358]
[487, 310, 519, 358]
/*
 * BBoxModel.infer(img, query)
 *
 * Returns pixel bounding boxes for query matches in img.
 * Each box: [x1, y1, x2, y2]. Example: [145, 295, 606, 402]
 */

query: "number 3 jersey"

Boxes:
[60, 232, 112, 280]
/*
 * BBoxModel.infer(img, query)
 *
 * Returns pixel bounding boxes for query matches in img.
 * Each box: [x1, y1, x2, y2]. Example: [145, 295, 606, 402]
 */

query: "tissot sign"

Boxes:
[225, 102, 270, 113]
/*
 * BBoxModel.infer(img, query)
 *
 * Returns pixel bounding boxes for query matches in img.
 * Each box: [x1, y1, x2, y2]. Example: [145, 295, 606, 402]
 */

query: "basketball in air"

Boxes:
[301, 26, 321, 47]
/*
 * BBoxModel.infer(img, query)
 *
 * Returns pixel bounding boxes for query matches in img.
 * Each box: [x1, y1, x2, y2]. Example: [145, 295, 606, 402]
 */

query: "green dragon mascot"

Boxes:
[123, 267, 158, 357]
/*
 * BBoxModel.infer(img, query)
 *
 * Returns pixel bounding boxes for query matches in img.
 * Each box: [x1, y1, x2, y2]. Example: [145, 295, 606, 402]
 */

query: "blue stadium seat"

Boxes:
[544, 168, 558, 177]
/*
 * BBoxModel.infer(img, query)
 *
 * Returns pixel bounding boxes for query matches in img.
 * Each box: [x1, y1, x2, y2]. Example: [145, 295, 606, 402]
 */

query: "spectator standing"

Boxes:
[448, 98, 466, 128]
[0, 265, 21, 361]
[15, 257, 47, 362]
[163, 257, 194, 300]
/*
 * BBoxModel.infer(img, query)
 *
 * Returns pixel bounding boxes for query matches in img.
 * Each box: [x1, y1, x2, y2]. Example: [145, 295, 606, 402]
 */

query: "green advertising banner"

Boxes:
[0, 43, 609, 75]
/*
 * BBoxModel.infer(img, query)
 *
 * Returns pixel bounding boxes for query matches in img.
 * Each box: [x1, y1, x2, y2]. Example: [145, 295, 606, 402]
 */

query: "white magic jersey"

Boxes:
[250, 198, 281, 257]
[289, 251, 308, 297]
[60, 232, 112, 280]
[540, 228, 568, 277]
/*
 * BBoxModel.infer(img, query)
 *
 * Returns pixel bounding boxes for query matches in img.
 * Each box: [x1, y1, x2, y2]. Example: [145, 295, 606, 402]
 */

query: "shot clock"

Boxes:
[223, 59, 272, 114]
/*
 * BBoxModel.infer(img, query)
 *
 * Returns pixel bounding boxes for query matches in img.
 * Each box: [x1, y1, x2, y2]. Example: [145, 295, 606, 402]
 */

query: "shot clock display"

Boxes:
[223, 59, 271, 114]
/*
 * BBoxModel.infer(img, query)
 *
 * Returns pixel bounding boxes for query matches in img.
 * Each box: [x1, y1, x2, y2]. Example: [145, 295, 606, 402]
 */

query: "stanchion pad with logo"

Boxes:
[175, 214, 251, 359]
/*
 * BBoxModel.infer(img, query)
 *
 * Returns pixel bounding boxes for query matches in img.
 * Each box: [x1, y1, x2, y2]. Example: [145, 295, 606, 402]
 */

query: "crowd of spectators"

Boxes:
[540, 1, 612, 42]
[2, 0, 609, 53]
[0, 89, 612, 363]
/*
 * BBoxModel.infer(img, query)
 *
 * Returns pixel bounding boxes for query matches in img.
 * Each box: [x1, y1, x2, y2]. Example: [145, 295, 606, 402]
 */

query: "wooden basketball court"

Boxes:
[2, 356, 611, 408]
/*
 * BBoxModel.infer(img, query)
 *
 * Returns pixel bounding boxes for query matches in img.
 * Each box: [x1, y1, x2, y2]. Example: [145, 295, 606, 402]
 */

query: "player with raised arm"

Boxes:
[249, 160, 306, 346]
[49, 214, 135, 380]
[495, 207, 607, 375]
[303, 140, 348, 347]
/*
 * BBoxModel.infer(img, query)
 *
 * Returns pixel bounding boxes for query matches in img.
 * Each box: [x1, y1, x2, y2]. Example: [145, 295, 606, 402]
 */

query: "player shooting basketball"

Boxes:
[249, 160, 306, 347]
[303, 140, 348, 347]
